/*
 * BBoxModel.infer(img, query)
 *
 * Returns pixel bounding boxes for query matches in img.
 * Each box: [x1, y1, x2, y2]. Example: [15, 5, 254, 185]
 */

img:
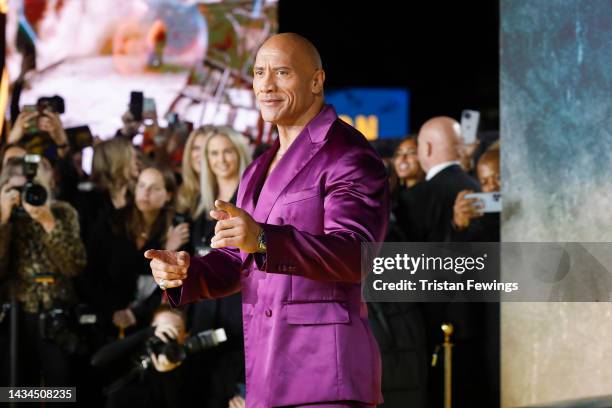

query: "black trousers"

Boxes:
[16, 311, 72, 387]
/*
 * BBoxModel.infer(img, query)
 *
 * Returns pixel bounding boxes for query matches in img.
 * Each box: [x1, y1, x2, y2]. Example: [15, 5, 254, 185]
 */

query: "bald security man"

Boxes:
[145, 33, 387, 407]
[396, 116, 481, 242]
[396, 118, 495, 407]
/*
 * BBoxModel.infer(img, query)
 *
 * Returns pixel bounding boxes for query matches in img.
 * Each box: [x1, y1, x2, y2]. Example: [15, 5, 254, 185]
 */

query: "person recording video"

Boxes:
[8, 97, 69, 159]
[0, 155, 86, 387]
[7, 97, 94, 209]
[91, 304, 227, 408]
[452, 146, 500, 241]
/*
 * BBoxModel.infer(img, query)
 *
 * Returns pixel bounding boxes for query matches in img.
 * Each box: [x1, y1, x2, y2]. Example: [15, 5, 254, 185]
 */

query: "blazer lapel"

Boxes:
[238, 144, 277, 216]
[252, 132, 322, 223]
[245, 105, 338, 224]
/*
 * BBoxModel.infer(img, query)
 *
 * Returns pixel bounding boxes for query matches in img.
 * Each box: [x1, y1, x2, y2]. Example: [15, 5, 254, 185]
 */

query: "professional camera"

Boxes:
[145, 327, 227, 364]
[9, 155, 47, 218]
[21, 155, 47, 206]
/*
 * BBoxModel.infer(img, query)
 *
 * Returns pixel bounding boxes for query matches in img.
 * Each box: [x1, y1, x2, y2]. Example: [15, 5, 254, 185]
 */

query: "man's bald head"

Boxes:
[253, 33, 325, 128]
[259, 33, 322, 70]
[416, 116, 462, 172]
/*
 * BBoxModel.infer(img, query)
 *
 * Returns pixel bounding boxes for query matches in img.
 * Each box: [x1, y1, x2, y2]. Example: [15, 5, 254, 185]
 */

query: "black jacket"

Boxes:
[397, 164, 481, 242]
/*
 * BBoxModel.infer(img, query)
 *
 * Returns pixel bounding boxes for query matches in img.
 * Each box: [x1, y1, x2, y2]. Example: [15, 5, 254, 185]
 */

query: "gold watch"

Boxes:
[257, 229, 267, 253]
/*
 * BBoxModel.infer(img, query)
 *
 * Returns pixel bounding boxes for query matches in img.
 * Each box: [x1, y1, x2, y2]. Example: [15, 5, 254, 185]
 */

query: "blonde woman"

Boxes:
[76, 137, 140, 243]
[177, 125, 251, 255]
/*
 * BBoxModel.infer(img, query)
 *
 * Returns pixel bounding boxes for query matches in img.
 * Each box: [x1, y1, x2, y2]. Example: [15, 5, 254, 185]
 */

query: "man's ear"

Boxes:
[311, 69, 325, 95]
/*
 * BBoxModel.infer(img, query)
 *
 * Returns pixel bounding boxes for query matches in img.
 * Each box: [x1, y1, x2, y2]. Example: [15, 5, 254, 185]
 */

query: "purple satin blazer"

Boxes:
[167, 105, 389, 407]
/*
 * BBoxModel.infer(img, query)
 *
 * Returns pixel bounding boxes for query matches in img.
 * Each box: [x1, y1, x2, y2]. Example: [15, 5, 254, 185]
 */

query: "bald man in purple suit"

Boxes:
[146, 33, 388, 407]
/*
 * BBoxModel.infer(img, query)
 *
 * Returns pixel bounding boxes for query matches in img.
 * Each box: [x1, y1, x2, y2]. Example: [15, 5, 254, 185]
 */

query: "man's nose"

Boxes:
[260, 72, 276, 92]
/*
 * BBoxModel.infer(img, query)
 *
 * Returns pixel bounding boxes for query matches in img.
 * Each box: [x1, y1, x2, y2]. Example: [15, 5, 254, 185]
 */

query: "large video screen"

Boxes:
[6, 0, 277, 148]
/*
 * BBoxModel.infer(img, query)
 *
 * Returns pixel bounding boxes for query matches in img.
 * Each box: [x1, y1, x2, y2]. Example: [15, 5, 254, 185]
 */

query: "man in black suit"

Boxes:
[397, 116, 481, 242]
[396, 116, 496, 407]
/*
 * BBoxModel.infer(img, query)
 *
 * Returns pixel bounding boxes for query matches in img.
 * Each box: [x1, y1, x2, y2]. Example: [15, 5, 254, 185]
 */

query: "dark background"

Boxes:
[278, 1, 499, 132]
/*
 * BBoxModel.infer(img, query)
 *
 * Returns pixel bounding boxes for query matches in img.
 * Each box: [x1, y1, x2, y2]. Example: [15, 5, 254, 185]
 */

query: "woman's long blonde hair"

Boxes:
[91, 137, 134, 196]
[177, 126, 251, 218]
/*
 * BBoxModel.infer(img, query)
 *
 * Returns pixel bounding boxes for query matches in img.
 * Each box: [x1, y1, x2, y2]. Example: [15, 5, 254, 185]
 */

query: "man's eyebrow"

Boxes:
[272, 66, 292, 71]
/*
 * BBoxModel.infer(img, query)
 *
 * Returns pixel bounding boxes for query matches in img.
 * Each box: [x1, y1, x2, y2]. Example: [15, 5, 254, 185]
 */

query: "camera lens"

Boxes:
[463, 112, 471, 119]
[23, 183, 48, 206]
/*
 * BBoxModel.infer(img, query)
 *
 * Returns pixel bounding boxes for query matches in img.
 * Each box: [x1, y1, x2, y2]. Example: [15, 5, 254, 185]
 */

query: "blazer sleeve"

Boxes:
[166, 246, 243, 307]
[257, 145, 389, 283]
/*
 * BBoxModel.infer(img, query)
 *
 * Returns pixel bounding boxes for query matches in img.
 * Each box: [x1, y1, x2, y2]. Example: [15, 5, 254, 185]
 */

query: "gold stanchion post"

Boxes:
[441, 323, 454, 408]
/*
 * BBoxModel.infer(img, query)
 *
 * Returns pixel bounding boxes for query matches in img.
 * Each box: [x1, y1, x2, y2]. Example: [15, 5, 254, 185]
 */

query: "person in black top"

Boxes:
[387, 136, 425, 241]
[402, 116, 496, 408]
[84, 165, 187, 340]
[453, 145, 500, 242]
[92, 304, 193, 408]
[369, 136, 428, 407]
[76, 137, 140, 245]
[176, 125, 251, 255]
[175, 125, 251, 407]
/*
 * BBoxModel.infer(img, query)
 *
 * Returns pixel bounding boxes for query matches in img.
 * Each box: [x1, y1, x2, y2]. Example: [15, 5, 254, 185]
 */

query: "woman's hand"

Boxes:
[8, 110, 38, 144]
[165, 223, 190, 251]
[39, 110, 69, 157]
[0, 182, 20, 225]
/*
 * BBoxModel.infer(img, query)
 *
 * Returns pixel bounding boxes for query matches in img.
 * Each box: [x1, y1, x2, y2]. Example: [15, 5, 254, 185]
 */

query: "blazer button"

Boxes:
[265, 309, 272, 317]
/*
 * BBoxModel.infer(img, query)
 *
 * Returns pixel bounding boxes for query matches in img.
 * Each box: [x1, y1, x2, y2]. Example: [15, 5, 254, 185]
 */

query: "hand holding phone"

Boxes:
[464, 192, 501, 213]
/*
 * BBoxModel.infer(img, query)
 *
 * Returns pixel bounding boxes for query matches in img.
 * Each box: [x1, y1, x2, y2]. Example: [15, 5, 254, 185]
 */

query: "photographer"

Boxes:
[8, 102, 70, 159]
[8, 99, 89, 209]
[91, 305, 196, 408]
[0, 155, 86, 386]
[0, 143, 26, 170]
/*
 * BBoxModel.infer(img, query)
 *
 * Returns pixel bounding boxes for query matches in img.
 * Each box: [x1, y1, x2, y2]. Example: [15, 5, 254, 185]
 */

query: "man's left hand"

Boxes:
[210, 200, 262, 253]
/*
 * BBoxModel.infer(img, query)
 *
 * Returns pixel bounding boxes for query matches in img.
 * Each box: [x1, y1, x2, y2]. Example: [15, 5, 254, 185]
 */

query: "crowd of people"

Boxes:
[0, 91, 499, 407]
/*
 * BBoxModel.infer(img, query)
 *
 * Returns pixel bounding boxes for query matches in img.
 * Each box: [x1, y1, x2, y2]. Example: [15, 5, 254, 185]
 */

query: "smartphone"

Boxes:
[143, 98, 157, 126]
[129, 91, 144, 121]
[172, 213, 191, 227]
[23, 104, 38, 133]
[143, 98, 156, 115]
[460, 109, 480, 144]
[464, 192, 501, 213]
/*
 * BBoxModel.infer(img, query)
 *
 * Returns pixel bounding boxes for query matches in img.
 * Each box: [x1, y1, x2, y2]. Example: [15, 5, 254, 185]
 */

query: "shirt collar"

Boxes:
[426, 161, 460, 181]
